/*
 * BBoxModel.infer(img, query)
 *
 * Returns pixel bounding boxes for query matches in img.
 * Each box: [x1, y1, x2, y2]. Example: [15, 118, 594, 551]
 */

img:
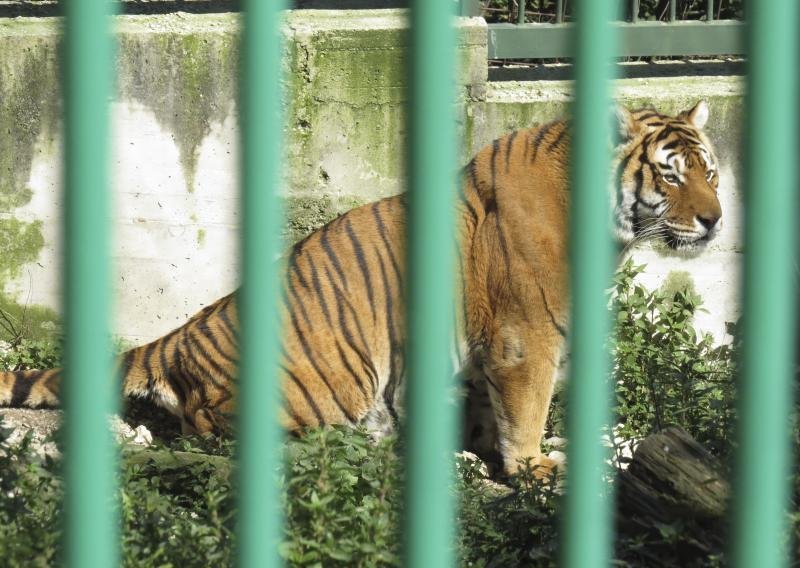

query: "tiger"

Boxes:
[0, 100, 721, 476]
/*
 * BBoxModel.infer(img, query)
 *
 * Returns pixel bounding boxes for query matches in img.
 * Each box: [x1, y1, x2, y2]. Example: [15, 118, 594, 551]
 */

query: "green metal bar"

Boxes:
[556, 0, 564, 23]
[62, 0, 117, 566]
[487, 20, 744, 59]
[517, 0, 525, 24]
[631, 0, 639, 23]
[707, 0, 714, 21]
[405, 0, 457, 566]
[733, 0, 799, 566]
[562, 0, 615, 566]
[669, 0, 676, 21]
[237, 1, 286, 567]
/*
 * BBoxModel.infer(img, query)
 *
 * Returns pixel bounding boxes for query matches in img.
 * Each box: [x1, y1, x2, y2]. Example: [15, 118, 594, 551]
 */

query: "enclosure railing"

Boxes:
[61, 1, 796, 567]
[63, 0, 116, 566]
[461, 0, 744, 59]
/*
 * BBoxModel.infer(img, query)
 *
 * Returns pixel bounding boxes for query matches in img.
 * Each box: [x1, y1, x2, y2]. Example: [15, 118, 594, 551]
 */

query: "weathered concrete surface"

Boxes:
[0, 10, 487, 344]
[0, 9, 743, 346]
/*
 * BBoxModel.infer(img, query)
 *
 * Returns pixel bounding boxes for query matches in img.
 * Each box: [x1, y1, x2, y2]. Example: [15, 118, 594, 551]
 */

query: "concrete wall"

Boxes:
[0, 9, 743, 346]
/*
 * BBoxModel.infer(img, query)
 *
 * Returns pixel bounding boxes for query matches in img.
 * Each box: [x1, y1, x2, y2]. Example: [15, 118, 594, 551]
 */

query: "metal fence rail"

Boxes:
[405, 0, 458, 566]
[562, 1, 615, 566]
[734, 1, 799, 566]
[237, 1, 285, 566]
[60, 1, 797, 567]
[464, 0, 744, 59]
[63, 0, 117, 566]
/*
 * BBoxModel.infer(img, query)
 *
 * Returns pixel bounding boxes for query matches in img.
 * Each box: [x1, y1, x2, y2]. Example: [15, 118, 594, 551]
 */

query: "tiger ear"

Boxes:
[685, 100, 709, 130]
[614, 105, 641, 143]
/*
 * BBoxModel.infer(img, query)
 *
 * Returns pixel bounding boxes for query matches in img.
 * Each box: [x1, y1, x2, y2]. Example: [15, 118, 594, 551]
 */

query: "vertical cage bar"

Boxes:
[562, 0, 616, 567]
[707, 0, 714, 20]
[557, 0, 564, 23]
[733, 0, 799, 566]
[669, 0, 676, 21]
[237, 1, 286, 567]
[62, 0, 117, 566]
[518, 0, 525, 24]
[405, 0, 457, 566]
[631, 0, 639, 23]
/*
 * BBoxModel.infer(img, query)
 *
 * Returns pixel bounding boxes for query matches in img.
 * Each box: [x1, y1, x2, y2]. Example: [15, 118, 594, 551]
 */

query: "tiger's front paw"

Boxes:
[504, 453, 565, 483]
[529, 455, 560, 482]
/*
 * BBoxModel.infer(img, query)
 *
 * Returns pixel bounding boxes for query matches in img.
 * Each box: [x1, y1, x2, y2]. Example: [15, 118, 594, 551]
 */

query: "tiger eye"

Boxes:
[662, 174, 680, 185]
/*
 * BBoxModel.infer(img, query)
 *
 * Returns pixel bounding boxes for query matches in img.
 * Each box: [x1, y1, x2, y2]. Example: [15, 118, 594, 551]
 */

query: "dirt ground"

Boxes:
[0, 398, 184, 458]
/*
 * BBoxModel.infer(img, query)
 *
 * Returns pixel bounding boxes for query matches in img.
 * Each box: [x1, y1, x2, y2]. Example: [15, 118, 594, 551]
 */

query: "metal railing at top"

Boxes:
[461, 0, 745, 59]
[61, 1, 796, 568]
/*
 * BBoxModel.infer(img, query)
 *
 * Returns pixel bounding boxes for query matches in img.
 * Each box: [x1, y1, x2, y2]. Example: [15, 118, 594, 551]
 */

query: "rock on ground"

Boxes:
[0, 408, 153, 462]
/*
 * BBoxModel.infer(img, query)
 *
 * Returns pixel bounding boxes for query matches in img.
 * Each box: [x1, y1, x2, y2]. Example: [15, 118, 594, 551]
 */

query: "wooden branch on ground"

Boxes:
[617, 426, 729, 562]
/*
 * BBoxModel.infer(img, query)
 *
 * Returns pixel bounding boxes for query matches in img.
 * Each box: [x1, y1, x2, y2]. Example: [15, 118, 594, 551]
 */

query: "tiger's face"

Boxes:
[614, 100, 722, 250]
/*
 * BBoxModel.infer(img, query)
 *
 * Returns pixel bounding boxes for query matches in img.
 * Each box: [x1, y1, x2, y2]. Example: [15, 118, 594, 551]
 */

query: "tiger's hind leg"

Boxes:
[181, 399, 235, 437]
[178, 377, 236, 437]
[484, 323, 564, 479]
[462, 365, 503, 473]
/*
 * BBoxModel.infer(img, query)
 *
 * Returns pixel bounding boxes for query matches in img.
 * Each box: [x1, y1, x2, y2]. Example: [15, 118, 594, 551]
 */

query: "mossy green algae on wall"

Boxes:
[116, 15, 239, 194]
[0, 21, 60, 340]
[284, 10, 487, 200]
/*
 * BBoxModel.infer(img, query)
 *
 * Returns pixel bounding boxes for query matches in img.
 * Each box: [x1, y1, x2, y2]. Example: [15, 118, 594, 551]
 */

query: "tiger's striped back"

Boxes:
[0, 197, 410, 437]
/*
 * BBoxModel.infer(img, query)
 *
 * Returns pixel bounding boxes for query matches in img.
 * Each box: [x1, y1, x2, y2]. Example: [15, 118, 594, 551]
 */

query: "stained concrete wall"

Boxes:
[0, 9, 742, 346]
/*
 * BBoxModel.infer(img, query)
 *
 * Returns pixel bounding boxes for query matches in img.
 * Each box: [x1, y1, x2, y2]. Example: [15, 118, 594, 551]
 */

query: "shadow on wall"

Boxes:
[0, 0, 407, 18]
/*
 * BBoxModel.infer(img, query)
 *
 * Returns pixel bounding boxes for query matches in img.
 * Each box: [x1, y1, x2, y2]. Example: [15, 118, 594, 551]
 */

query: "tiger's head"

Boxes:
[613, 101, 722, 251]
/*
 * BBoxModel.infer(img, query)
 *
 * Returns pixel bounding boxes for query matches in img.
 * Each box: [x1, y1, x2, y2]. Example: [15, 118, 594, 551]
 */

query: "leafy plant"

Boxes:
[0, 428, 63, 567]
[611, 260, 737, 457]
[282, 427, 402, 567]
[457, 457, 561, 567]
[1, 260, 796, 566]
[0, 337, 62, 372]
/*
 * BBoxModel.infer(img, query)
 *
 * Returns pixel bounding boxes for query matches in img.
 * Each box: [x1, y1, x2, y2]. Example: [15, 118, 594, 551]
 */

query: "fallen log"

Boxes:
[616, 426, 729, 564]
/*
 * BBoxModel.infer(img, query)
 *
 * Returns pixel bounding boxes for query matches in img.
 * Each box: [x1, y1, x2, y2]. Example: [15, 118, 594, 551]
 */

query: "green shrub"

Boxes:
[611, 261, 737, 458]
[281, 427, 402, 567]
[0, 429, 63, 567]
[457, 457, 561, 567]
[0, 337, 62, 372]
[0, 260, 795, 566]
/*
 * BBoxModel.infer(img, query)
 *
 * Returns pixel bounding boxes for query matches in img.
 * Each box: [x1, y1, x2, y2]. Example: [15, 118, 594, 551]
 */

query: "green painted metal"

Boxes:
[631, 0, 639, 23]
[562, 0, 616, 567]
[733, 0, 799, 566]
[237, 1, 286, 567]
[488, 20, 744, 59]
[518, 0, 525, 24]
[556, 0, 564, 23]
[669, 0, 676, 21]
[62, 0, 118, 566]
[405, 0, 458, 566]
[708, 0, 714, 20]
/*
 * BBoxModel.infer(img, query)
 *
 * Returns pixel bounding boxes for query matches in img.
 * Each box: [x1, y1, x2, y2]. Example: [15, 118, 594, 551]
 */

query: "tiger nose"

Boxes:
[696, 213, 720, 232]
